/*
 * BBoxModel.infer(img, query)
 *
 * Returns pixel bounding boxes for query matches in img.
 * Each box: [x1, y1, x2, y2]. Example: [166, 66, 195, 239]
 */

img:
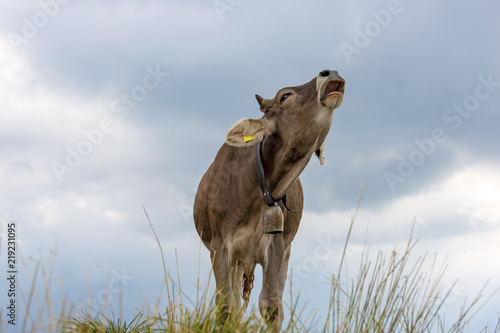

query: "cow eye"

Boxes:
[280, 93, 292, 103]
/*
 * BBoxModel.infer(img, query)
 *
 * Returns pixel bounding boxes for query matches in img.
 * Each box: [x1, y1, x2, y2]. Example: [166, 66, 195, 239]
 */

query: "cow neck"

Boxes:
[255, 139, 297, 212]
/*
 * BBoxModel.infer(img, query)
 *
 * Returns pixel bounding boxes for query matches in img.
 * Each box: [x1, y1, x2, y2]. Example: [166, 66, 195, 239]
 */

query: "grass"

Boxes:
[4, 200, 500, 332]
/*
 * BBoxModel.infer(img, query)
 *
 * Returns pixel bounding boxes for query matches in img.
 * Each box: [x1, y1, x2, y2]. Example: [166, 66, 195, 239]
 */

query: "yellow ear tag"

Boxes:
[244, 135, 255, 143]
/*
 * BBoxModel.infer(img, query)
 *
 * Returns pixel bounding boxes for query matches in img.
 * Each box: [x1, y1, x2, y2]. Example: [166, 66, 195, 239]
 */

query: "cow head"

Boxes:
[226, 70, 345, 164]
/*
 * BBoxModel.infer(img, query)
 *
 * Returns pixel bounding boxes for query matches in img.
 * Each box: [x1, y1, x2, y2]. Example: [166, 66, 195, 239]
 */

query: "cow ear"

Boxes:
[226, 117, 275, 147]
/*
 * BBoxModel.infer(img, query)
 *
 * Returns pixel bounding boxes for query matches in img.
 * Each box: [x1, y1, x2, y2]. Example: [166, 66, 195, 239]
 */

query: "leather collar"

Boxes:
[255, 140, 297, 212]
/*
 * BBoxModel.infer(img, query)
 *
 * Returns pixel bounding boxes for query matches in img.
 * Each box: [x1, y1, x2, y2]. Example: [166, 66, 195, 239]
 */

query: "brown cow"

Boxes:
[193, 70, 345, 330]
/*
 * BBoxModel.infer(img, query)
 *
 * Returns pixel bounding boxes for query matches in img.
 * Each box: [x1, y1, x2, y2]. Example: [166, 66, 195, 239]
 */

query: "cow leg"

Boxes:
[211, 246, 244, 321]
[211, 246, 232, 315]
[277, 245, 292, 311]
[259, 236, 285, 331]
[230, 262, 244, 309]
[265, 245, 291, 332]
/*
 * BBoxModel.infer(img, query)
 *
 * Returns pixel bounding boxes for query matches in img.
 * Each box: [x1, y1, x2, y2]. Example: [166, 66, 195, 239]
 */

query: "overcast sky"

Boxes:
[1, 0, 499, 331]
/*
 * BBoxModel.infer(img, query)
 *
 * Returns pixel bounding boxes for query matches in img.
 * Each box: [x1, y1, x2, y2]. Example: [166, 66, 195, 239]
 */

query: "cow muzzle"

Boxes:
[318, 70, 346, 108]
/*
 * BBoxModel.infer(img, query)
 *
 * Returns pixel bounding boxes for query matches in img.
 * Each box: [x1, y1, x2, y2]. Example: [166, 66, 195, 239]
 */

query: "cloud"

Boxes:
[292, 162, 500, 290]
[300, 163, 500, 243]
[0, 32, 192, 246]
[288, 163, 500, 330]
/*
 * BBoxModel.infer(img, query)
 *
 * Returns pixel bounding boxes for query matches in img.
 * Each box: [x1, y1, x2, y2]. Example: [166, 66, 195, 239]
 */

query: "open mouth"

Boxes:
[322, 80, 345, 100]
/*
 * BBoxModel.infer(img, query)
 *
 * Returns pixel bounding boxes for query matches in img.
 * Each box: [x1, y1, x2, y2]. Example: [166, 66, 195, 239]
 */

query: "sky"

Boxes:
[0, 0, 499, 331]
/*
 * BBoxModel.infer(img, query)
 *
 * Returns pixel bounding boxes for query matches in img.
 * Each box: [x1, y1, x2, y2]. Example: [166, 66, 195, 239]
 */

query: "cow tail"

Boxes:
[242, 272, 254, 311]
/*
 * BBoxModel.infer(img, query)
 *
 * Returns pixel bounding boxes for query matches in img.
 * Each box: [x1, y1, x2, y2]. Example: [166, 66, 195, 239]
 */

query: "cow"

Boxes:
[193, 70, 346, 330]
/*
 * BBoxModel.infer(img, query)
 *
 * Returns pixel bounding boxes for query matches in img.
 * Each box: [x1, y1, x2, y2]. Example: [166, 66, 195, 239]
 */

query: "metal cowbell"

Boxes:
[263, 204, 284, 234]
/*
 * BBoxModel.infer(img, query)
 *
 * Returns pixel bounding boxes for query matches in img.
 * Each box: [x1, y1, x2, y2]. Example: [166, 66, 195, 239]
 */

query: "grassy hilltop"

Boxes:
[6, 206, 498, 332]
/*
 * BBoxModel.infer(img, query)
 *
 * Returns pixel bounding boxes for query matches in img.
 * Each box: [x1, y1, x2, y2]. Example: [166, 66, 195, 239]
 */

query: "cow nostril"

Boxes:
[319, 70, 330, 77]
